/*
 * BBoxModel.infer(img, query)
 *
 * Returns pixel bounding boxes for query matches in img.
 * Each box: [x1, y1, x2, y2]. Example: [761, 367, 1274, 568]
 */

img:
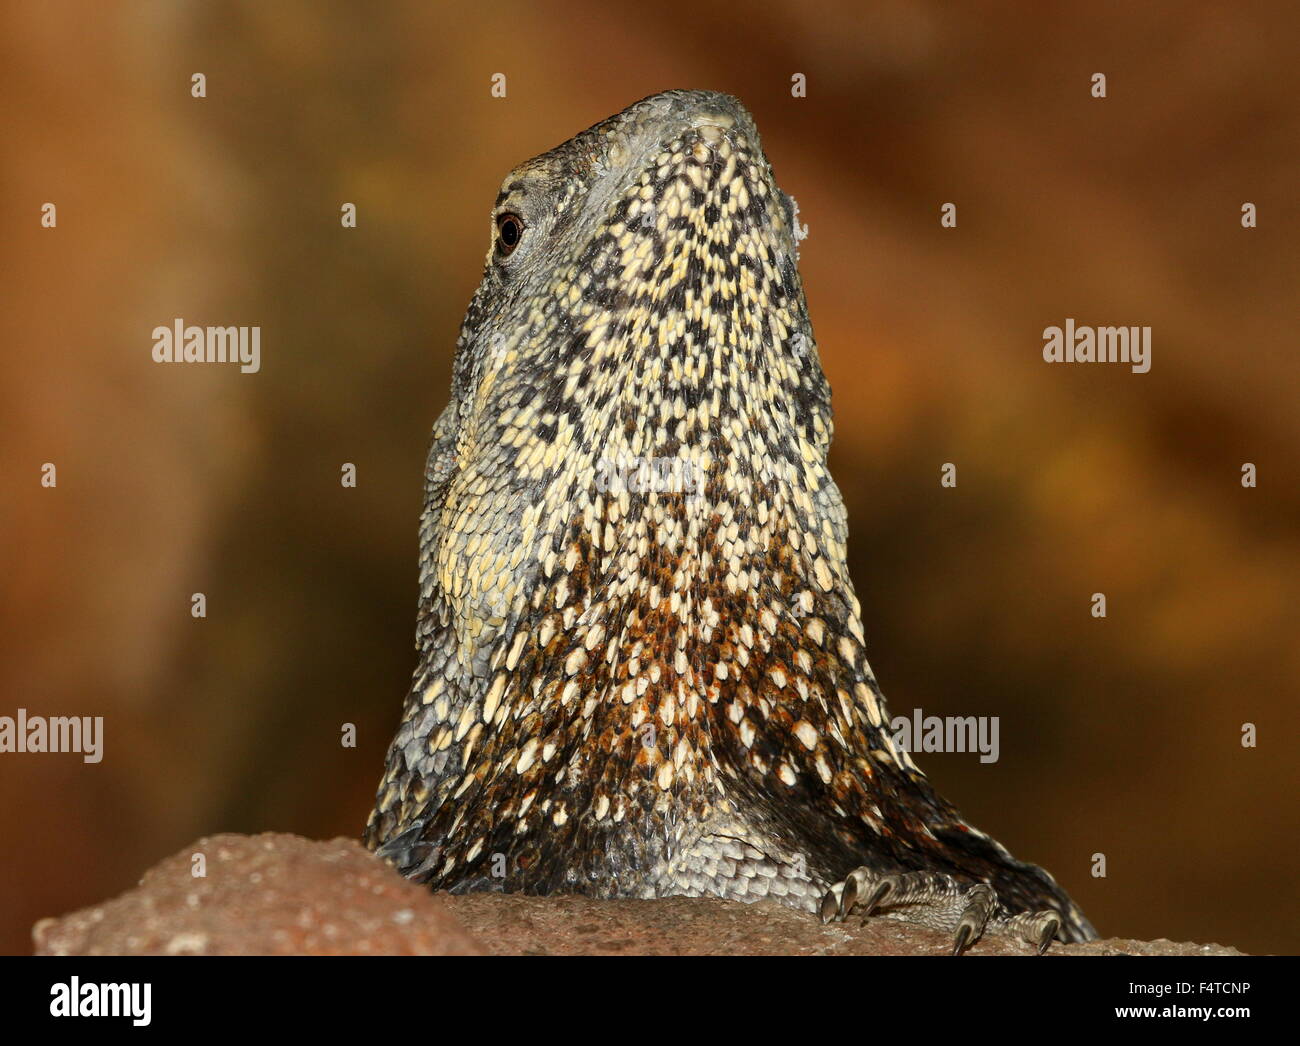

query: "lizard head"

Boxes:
[446, 89, 830, 478]
[420, 88, 847, 688]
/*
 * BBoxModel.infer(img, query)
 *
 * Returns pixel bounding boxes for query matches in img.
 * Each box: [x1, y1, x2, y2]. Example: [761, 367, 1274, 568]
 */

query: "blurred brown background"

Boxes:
[2, 0, 1297, 955]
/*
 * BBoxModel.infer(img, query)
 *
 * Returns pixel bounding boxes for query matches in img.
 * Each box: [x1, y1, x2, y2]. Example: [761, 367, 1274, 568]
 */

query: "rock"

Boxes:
[439, 894, 1244, 956]
[32, 833, 1244, 956]
[32, 832, 484, 956]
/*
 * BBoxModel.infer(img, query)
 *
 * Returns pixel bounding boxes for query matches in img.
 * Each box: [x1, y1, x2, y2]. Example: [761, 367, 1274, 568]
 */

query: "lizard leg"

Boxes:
[819, 868, 1061, 954]
[1000, 909, 1062, 955]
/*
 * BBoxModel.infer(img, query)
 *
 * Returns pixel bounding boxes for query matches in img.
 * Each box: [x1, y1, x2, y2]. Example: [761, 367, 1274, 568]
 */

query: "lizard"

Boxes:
[363, 89, 1096, 953]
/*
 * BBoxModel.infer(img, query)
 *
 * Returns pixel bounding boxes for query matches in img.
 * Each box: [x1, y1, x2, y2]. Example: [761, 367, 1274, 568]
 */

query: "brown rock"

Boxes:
[440, 893, 1245, 956]
[32, 832, 485, 955]
[32, 833, 1244, 956]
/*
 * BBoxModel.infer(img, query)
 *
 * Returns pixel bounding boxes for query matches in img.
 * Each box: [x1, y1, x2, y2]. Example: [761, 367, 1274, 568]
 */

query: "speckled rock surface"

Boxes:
[32, 833, 1245, 956]
[32, 832, 484, 955]
[439, 893, 1245, 956]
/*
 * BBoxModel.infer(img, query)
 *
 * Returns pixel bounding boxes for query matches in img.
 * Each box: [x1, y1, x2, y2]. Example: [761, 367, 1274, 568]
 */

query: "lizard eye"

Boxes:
[496, 213, 525, 255]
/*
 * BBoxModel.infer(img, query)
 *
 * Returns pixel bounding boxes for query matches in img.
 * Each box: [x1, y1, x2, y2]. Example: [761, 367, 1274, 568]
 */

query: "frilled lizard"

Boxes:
[364, 90, 1096, 953]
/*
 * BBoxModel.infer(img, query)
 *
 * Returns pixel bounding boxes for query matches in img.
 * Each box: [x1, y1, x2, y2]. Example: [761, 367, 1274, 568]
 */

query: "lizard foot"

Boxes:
[818, 867, 1062, 955]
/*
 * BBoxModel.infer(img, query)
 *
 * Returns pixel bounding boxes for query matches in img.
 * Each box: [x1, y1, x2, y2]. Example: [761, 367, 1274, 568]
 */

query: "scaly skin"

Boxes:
[364, 90, 1095, 951]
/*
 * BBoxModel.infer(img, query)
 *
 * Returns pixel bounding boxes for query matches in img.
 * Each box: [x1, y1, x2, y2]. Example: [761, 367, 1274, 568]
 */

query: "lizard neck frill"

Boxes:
[367, 99, 906, 895]
[364, 93, 1094, 944]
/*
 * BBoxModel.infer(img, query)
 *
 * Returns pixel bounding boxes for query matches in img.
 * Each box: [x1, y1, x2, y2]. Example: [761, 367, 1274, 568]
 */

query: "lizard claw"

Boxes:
[950, 884, 994, 955]
[821, 867, 1065, 953]
[1005, 909, 1063, 955]
[951, 922, 973, 956]
[820, 867, 872, 922]
[818, 886, 840, 924]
